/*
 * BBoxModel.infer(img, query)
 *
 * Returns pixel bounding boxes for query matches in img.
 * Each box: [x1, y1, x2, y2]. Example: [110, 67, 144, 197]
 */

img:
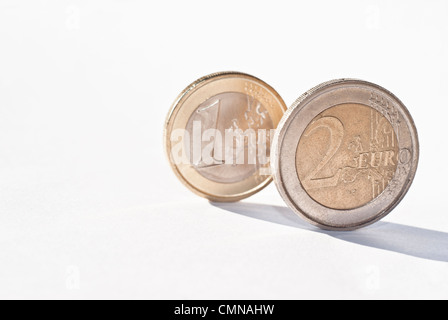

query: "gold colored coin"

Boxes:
[272, 79, 419, 230]
[165, 72, 286, 202]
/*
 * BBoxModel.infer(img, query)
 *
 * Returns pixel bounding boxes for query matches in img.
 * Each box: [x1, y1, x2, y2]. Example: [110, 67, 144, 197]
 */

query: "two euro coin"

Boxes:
[271, 79, 419, 230]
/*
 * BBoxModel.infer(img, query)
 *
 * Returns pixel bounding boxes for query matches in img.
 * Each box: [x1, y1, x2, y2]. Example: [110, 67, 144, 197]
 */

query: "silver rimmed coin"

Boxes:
[272, 79, 419, 230]
[165, 72, 286, 202]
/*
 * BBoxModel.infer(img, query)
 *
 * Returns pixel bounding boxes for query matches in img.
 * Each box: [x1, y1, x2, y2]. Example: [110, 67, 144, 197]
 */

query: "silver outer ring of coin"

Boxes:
[271, 79, 419, 231]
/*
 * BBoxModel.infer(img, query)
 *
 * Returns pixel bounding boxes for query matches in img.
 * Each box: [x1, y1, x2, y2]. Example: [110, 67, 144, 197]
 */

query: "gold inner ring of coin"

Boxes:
[296, 103, 399, 210]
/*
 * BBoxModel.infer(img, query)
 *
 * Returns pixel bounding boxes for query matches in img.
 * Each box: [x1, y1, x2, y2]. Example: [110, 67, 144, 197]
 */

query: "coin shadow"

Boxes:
[211, 202, 448, 263]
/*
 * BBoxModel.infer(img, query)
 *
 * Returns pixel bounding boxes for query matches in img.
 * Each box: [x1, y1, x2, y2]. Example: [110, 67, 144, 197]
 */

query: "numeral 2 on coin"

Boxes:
[302, 117, 344, 189]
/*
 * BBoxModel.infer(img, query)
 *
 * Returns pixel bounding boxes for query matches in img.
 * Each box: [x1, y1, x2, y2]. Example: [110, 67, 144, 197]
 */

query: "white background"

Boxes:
[0, 0, 447, 299]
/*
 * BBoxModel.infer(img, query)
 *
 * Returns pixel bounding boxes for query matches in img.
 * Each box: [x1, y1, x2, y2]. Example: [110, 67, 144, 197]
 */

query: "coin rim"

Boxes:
[164, 71, 287, 202]
[271, 79, 419, 230]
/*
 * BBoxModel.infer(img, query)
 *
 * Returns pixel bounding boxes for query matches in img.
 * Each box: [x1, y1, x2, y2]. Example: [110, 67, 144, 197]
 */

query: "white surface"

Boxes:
[0, 0, 447, 299]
